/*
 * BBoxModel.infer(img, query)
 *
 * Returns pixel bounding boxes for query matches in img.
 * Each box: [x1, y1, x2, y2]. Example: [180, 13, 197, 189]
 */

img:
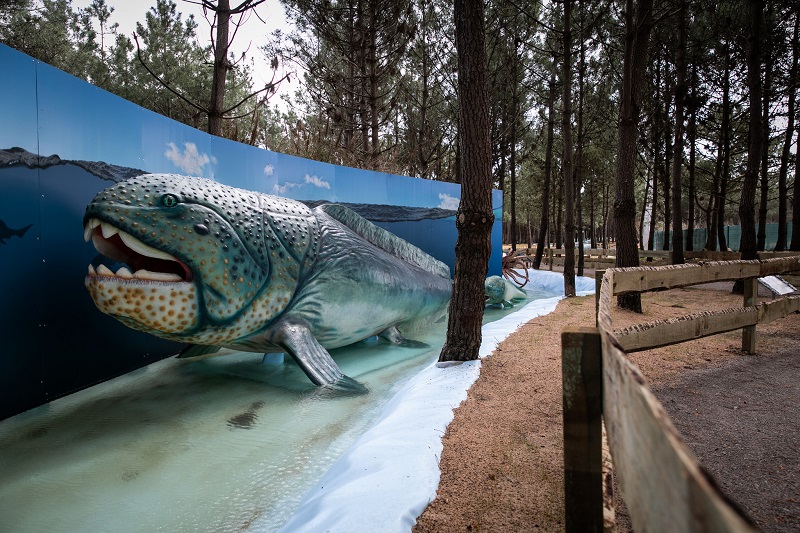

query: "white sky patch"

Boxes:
[305, 174, 331, 189]
[273, 181, 302, 195]
[165, 142, 216, 175]
[438, 193, 460, 210]
[264, 164, 274, 176]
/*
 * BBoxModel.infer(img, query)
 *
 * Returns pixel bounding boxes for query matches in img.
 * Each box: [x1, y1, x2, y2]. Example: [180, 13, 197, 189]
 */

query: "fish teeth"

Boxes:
[88, 264, 96, 275]
[84, 217, 178, 262]
[84, 218, 101, 242]
[100, 222, 118, 239]
[133, 269, 182, 282]
[116, 266, 134, 279]
[118, 230, 177, 262]
[96, 264, 114, 276]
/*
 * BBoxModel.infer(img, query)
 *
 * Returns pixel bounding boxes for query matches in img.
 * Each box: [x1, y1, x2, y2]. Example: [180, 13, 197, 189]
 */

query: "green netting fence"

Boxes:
[652, 223, 794, 251]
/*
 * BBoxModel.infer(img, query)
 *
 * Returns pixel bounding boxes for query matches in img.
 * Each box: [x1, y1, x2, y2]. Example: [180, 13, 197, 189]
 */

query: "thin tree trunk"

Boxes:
[614, 0, 653, 312]
[639, 166, 650, 249]
[757, 3, 773, 251]
[670, 0, 687, 264]
[718, 48, 732, 251]
[562, 0, 576, 296]
[439, 0, 493, 362]
[777, 13, 798, 251]
[738, 0, 764, 270]
[648, 137, 658, 250]
[791, 121, 800, 249]
[533, 56, 558, 269]
[686, 63, 697, 251]
[208, 0, 232, 136]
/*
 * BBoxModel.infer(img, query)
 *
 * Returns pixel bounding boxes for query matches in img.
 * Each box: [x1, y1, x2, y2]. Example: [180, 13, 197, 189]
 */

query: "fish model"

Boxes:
[83, 174, 452, 391]
[484, 276, 527, 308]
[0, 219, 33, 244]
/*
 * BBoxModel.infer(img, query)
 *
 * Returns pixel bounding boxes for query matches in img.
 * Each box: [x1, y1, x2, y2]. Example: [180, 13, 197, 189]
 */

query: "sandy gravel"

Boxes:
[413, 274, 800, 532]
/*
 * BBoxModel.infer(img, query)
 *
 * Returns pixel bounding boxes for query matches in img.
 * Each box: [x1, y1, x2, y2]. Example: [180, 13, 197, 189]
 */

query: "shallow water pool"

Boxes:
[0, 286, 558, 532]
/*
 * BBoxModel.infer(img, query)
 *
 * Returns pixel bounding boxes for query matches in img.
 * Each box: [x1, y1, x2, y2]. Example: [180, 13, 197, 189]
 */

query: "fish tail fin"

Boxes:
[15, 224, 33, 238]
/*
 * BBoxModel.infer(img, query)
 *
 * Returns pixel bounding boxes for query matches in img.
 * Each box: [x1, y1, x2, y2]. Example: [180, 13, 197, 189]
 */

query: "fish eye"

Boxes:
[161, 194, 179, 208]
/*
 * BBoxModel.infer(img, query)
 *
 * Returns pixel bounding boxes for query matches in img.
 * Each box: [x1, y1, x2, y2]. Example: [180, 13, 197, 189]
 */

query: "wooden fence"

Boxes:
[562, 256, 800, 532]
[545, 248, 672, 270]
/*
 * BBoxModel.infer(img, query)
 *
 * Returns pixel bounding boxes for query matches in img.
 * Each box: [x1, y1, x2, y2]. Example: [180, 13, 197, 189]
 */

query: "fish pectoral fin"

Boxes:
[177, 344, 221, 359]
[275, 321, 368, 393]
[378, 326, 430, 349]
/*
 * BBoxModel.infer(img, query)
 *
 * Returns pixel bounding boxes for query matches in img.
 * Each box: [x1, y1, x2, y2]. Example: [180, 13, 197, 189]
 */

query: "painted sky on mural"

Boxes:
[0, 43, 500, 211]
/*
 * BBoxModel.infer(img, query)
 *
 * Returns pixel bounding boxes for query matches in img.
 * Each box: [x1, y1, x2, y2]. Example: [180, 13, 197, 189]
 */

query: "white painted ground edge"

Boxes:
[273, 270, 595, 533]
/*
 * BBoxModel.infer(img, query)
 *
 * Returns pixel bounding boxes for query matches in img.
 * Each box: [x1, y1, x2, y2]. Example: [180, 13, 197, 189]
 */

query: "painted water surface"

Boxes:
[0, 288, 553, 533]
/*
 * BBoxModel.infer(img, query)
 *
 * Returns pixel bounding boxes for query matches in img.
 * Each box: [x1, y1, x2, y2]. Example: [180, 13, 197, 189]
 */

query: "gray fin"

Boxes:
[275, 320, 368, 393]
[378, 325, 430, 349]
[318, 203, 450, 279]
[177, 344, 221, 359]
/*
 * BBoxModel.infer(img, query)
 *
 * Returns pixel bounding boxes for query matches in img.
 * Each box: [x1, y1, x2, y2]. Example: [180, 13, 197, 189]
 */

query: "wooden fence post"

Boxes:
[562, 327, 603, 533]
[742, 277, 758, 354]
[595, 270, 605, 327]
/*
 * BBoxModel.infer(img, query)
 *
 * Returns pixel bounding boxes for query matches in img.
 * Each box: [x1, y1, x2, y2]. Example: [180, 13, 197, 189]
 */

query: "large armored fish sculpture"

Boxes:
[83, 174, 452, 391]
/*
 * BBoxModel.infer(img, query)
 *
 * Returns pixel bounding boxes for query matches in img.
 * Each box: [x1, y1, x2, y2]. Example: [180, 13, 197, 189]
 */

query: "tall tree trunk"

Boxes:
[791, 122, 800, 250]
[614, 0, 652, 312]
[717, 48, 731, 252]
[555, 178, 564, 250]
[533, 56, 558, 269]
[562, 0, 576, 297]
[670, 0, 687, 264]
[706, 134, 722, 251]
[208, 0, 232, 136]
[576, 4, 586, 277]
[757, 3, 773, 251]
[510, 61, 518, 251]
[777, 13, 798, 251]
[661, 63, 672, 252]
[738, 0, 764, 272]
[686, 63, 697, 251]
[639, 166, 650, 249]
[439, 0, 494, 362]
[648, 134, 658, 250]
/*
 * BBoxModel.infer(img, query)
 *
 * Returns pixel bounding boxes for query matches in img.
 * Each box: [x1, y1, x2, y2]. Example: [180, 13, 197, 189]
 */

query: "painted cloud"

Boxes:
[165, 142, 217, 176]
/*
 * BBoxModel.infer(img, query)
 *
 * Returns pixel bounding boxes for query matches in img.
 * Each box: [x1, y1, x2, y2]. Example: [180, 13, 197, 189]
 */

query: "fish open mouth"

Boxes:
[84, 218, 193, 283]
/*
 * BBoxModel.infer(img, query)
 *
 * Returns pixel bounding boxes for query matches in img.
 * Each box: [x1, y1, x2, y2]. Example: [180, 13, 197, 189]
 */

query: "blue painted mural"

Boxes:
[0, 43, 502, 420]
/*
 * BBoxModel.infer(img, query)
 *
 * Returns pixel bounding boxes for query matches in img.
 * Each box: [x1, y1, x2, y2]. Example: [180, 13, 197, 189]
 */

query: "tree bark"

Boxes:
[670, 0, 686, 264]
[208, 0, 232, 137]
[686, 63, 697, 251]
[777, 13, 798, 251]
[562, 0, 576, 297]
[717, 47, 731, 252]
[757, 3, 773, 251]
[533, 55, 558, 270]
[738, 0, 764, 269]
[614, 0, 652, 312]
[439, 0, 493, 362]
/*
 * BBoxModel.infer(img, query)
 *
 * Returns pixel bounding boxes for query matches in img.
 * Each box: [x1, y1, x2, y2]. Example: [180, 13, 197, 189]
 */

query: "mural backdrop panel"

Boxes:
[0, 44, 502, 420]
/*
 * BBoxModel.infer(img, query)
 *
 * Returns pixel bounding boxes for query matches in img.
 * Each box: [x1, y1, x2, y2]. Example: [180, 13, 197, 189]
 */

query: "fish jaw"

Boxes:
[85, 269, 200, 336]
[83, 215, 200, 335]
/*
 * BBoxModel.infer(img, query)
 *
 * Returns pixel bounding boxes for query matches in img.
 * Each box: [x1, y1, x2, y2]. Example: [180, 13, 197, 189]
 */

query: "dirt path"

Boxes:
[413, 280, 800, 532]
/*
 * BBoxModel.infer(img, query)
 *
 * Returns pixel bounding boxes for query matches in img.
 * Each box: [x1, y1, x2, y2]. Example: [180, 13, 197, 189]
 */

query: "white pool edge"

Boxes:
[274, 270, 595, 533]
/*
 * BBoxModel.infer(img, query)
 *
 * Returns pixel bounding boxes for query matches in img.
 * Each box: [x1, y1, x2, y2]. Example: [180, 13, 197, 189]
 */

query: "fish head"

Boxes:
[83, 174, 318, 345]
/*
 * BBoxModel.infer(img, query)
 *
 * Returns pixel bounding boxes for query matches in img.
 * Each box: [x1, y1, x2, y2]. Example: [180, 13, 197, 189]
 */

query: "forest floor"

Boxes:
[412, 268, 800, 533]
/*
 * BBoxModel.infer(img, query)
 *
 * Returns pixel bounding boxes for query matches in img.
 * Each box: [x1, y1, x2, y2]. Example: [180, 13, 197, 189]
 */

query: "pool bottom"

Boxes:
[0, 271, 594, 532]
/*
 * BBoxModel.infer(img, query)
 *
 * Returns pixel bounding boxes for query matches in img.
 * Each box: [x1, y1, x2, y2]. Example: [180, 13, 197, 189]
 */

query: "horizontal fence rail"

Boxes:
[563, 256, 800, 532]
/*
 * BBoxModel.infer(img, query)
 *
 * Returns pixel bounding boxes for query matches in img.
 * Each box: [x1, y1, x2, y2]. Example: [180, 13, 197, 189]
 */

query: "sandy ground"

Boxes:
[413, 270, 800, 532]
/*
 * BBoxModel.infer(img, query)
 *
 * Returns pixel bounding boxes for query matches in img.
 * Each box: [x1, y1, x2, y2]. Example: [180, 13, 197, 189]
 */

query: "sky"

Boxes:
[70, 0, 297, 104]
